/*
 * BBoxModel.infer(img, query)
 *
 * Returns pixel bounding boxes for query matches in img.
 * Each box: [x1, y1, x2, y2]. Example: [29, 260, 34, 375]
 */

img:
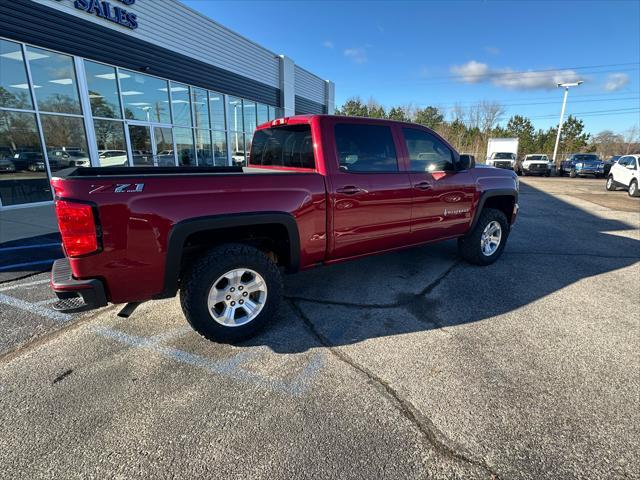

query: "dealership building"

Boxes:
[0, 0, 334, 220]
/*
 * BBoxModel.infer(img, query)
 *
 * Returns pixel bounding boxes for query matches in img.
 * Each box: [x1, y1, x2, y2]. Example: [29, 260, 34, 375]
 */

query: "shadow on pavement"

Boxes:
[240, 182, 639, 353]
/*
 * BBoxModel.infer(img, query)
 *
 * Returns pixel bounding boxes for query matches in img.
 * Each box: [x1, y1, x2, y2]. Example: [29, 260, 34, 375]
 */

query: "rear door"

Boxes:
[328, 121, 412, 259]
[400, 127, 476, 241]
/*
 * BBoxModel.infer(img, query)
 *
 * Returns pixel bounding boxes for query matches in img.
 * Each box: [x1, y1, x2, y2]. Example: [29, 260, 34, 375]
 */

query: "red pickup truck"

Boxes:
[51, 115, 518, 342]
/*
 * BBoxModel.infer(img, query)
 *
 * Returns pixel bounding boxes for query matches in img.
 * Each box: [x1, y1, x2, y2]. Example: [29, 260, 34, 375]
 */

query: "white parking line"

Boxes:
[92, 325, 324, 396]
[0, 279, 50, 292]
[0, 293, 71, 322]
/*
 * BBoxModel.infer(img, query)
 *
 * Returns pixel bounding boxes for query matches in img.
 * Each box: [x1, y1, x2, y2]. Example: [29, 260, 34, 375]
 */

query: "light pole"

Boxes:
[552, 81, 583, 167]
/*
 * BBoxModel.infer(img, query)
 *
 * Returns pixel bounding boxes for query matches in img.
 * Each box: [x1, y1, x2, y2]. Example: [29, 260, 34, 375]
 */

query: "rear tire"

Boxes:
[605, 175, 616, 191]
[458, 208, 509, 266]
[629, 180, 640, 197]
[180, 243, 283, 343]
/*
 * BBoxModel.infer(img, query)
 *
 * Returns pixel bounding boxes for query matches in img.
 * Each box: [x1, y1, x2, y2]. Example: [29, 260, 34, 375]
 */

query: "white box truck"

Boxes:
[486, 138, 519, 170]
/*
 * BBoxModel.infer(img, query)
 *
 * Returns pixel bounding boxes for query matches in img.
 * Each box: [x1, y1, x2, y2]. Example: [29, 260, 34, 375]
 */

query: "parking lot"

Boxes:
[0, 176, 638, 479]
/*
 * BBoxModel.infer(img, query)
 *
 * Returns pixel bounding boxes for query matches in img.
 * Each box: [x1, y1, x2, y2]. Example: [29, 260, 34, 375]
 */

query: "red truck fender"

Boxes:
[156, 212, 301, 299]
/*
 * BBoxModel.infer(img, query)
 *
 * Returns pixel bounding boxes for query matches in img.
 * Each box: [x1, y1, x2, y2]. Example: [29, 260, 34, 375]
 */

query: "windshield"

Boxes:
[494, 152, 515, 159]
[574, 154, 598, 161]
[527, 155, 544, 160]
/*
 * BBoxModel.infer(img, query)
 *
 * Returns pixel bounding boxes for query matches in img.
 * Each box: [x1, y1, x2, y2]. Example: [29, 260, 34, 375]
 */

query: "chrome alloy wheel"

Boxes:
[207, 268, 267, 327]
[480, 220, 502, 257]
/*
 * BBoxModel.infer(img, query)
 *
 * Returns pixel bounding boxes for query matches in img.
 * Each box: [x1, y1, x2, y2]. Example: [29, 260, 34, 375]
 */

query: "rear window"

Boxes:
[249, 125, 315, 169]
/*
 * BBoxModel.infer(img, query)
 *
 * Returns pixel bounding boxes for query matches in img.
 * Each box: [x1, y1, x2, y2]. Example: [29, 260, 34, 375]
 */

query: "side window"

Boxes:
[630, 157, 638, 169]
[402, 128, 454, 172]
[334, 124, 398, 172]
[618, 156, 630, 167]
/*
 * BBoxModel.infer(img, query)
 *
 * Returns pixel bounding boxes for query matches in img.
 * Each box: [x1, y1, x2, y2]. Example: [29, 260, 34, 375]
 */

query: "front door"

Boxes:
[126, 122, 176, 167]
[400, 127, 475, 241]
[330, 122, 413, 259]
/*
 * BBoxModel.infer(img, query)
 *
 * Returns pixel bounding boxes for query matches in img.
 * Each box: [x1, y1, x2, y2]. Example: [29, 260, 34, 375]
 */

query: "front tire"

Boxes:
[606, 175, 616, 191]
[629, 180, 640, 197]
[458, 208, 509, 266]
[569, 169, 577, 178]
[180, 243, 283, 343]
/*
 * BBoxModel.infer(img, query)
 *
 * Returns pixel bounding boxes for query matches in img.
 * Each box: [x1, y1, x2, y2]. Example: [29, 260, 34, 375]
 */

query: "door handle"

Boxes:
[414, 181, 433, 190]
[336, 185, 367, 195]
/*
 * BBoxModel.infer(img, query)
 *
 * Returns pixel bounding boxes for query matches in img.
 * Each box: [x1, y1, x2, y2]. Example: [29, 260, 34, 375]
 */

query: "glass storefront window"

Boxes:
[40, 114, 90, 171]
[267, 106, 276, 121]
[191, 88, 209, 129]
[227, 96, 243, 133]
[257, 103, 268, 126]
[230, 131, 245, 166]
[94, 119, 128, 167]
[0, 111, 49, 206]
[170, 82, 192, 127]
[84, 60, 122, 119]
[243, 101, 257, 133]
[0, 39, 33, 110]
[212, 131, 228, 166]
[154, 126, 175, 166]
[210, 92, 225, 130]
[174, 127, 195, 166]
[195, 129, 213, 166]
[120, 70, 171, 123]
[27, 46, 81, 114]
[128, 124, 153, 166]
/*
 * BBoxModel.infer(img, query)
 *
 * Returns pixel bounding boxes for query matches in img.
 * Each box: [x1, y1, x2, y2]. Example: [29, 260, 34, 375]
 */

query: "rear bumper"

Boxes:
[51, 258, 108, 310]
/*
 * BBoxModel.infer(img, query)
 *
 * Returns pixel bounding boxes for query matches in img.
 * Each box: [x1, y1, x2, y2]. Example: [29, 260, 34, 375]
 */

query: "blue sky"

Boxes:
[183, 0, 639, 135]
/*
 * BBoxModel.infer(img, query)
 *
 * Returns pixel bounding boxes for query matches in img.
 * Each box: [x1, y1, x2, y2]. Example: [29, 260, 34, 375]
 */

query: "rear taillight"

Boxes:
[55, 200, 99, 257]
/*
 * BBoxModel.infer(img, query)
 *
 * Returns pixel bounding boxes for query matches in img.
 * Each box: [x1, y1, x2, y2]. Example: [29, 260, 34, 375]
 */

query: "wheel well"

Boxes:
[180, 223, 292, 278]
[483, 195, 516, 223]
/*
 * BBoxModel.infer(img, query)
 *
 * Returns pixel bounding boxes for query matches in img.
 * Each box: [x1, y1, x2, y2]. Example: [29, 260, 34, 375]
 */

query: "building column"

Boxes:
[325, 80, 335, 114]
[279, 55, 295, 117]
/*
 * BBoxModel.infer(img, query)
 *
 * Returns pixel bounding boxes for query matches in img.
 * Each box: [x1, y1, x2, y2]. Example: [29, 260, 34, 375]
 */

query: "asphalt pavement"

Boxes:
[0, 177, 638, 479]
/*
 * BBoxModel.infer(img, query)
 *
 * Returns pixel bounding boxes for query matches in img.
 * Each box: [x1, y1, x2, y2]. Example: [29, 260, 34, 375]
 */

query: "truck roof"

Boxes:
[256, 114, 431, 131]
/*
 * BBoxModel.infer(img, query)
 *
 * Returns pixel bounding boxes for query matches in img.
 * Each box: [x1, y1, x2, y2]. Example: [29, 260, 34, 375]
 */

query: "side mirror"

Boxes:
[459, 154, 476, 170]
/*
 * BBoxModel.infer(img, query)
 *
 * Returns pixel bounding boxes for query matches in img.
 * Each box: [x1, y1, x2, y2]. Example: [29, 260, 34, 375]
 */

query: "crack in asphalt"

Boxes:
[286, 261, 500, 479]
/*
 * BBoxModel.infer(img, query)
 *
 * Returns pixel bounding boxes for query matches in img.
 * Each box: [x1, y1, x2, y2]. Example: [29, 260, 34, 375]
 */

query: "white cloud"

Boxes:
[322, 40, 334, 49]
[604, 73, 629, 91]
[450, 61, 490, 83]
[484, 46, 500, 55]
[450, 60, 582, 90]
[344, 47, 368, 64]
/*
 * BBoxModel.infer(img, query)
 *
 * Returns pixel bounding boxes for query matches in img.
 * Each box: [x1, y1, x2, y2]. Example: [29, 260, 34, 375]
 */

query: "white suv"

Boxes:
[606, 154, 640, 197]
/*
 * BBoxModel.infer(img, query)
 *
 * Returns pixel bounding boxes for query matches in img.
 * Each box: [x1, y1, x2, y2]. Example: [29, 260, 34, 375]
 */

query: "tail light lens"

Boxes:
[55, 200, 99, 257]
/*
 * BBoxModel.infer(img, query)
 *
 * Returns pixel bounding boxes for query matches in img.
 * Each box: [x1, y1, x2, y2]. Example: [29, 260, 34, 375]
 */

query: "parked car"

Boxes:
[50, 115, 519, 343]
[559, 153, 604, 178]
[13, 151, 46, 172]
[606, 154, 640, 197]
[516, 154, 551, 177]
[48, 149, 91, 168]
[98, 150, 129, 167]
[0, 157, 16, 173]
